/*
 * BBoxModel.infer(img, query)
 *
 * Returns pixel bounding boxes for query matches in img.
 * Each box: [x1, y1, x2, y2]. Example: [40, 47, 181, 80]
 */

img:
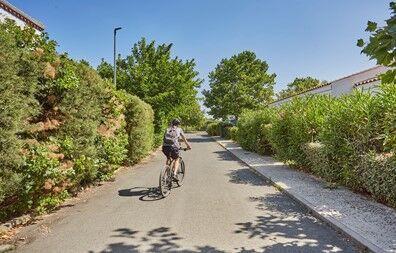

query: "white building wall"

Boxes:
[0, 1, 44, 33]
[330, 66, 389, 97]
[270, 66, 390, 107]
[356, 80, 381, 93]
[0, 8, 25, 27]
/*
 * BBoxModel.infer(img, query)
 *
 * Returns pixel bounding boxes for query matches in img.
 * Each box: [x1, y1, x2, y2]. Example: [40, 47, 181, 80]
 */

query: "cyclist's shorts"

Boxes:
[162, 145, 179, 159]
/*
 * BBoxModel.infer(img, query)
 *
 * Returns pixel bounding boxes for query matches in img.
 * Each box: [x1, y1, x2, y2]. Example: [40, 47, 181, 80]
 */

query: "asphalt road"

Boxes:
[15, 134, 358, 253]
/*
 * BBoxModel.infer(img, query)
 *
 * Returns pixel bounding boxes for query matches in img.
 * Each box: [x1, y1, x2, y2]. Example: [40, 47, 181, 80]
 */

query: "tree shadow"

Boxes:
[233, 194, 358, 253]
[187, 136, 213, 143]
[118, 187, 163, 201]
[90, 227, 230, 253]
[89, 211, 357, 252]
[213, 150, 243, 162]
[227, 168, 268, 186]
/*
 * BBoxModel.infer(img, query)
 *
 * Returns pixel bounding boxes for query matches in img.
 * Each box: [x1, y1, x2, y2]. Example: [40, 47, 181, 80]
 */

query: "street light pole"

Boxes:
[113, 27, 122, 86]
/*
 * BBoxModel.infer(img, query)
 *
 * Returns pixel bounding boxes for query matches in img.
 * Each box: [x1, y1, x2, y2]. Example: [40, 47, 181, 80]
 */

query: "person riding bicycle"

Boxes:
[162, 118, 191, 179]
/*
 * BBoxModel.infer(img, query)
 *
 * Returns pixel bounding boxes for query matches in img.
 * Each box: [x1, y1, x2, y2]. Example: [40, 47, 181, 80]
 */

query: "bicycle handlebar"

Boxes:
[179, 147, 190, 151]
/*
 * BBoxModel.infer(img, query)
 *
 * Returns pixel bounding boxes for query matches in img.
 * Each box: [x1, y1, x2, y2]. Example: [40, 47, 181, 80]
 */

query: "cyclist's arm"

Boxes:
[180, 132, 191, 149]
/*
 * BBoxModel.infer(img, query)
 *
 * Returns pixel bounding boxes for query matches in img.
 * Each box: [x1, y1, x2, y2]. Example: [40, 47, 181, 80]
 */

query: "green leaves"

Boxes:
[203, 51, 275, 119]
[98, 38, 204, 133]
[366, 21, 378, 32]
[356, 39, 365, 47]
[277, 77, 324, 99]
[359, 2, 396, 82]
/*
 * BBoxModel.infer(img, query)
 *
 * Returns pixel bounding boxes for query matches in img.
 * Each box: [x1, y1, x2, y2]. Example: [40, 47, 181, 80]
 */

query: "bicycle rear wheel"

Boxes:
[176, 159, 185, 187]
[159, 165, 172, 197]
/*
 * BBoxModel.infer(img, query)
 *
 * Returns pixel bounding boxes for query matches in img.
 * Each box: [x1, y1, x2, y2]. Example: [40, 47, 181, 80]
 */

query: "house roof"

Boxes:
[0, 0, 45, 31]
[271, 66, 385, 104]
[354, 77, 380, 87]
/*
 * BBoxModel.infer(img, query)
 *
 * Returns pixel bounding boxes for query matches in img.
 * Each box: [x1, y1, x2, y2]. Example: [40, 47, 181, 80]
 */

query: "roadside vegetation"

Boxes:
[205, 3, 396, 207]
[276, 77, 327, 100]
[97, 38, 205, 144]
[0, 20, 203, 221]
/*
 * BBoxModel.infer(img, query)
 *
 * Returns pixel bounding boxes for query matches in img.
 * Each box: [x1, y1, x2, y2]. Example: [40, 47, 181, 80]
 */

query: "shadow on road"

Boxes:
[89, 222, 356, 252]
[222, 160, 357, 252]
[118, 187, 163, 201]
[89, 227, 238, 253]
[213, 150, 245, 162]
[187, 135, 213, 143]
[231, 194, 357, 253]
[227, 168, 268, 186]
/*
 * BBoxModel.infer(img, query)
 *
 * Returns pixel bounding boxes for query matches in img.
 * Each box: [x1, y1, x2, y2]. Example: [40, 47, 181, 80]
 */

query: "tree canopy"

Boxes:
[203, 51, 275, 119]
[97, 38, 204, 134]
[277, 77, 326, 100]
[357, 2, 396, 83]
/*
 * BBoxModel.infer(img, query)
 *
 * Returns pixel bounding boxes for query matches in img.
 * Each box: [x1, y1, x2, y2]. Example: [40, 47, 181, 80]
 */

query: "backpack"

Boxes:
[163, 126, 179, 146]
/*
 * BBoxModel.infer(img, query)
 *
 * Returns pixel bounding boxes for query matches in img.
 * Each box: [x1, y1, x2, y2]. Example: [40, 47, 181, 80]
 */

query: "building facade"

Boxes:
[0, 0, 44, 32]
[270, 65, 390, 107]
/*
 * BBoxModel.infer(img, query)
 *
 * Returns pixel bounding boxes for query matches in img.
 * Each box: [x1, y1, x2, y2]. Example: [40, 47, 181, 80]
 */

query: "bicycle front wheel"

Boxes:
[176, 159, 185, 187]
[159, 165, 172, 197]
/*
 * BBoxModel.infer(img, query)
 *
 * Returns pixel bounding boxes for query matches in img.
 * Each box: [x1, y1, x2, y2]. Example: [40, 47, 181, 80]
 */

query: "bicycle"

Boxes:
[159, 147, 189, 197]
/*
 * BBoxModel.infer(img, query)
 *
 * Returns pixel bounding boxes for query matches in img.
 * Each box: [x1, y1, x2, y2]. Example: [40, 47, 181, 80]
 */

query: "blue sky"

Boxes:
[10, 0, 391, 94]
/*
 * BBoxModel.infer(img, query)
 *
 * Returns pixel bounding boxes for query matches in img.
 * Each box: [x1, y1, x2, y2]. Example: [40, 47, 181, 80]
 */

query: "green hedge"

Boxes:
[236, 109, 274, 155]
[125, 96, 155, 164]
[206, 122, 220, 136]
[206, 121, 234, 138]
[236, 83, 396, 207]
[219, 122, 233, 138]
[0, 21, 155, 221]
[228, 126, 238, 141]
[269, 96, 333, 168]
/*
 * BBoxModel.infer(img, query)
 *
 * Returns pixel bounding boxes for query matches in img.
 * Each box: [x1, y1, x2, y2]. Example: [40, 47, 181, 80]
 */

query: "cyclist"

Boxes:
[162, 118, 191, 179]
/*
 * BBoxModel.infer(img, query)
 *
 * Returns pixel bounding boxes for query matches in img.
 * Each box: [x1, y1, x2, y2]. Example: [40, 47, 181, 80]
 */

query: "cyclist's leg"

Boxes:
[173, 158, 180, 175]
[170, 147, 180, 175]
[162, 146, 172, 166]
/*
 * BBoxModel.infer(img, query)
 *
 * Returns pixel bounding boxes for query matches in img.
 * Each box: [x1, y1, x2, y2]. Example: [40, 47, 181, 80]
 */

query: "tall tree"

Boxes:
[277, 77, 326, 99]
[203, 51, 275, 119]
[97, 38, 203, 134]
[357, 2, 396, 83]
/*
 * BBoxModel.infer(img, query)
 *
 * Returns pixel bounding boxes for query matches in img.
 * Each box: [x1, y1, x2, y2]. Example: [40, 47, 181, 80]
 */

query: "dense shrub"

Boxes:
[218, 121, 234, 138]
[206, 122, 220, 136]
[125, 96, 155, 164]
[319, 92, 378, 188]
[237, 109, 274, 155]
[269, 96, 333, 168]
[357, 152, 396, 206]
[373, 83, 396, 152]
[228, 126, 238, 140]
[0, 21, 155, 221]
[235, 83, 396, 207]
[302, 142, 333, 179]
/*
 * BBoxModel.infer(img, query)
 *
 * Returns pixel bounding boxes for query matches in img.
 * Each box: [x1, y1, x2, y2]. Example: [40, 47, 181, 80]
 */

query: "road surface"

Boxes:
[15, 134, 358, 253]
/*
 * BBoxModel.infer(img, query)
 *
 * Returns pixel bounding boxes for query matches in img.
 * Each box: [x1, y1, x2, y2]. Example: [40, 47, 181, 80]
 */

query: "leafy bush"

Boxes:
[218, 121, 234, 138]
[303, 142, 333, 180]
[0, 21, 155, 221]
[235, 83, 396, 207]
[228, 126, 238, 141]
[269, 96, 332, 168]
[237, 109, 274, 155]
[125, 96, 155, 164]
[97, 38, 203, 143]
[206, 122, 220, 136]
[373, 83, 396, 152]
[357, 152, 396, 206]
[319, 91, 377, 188]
